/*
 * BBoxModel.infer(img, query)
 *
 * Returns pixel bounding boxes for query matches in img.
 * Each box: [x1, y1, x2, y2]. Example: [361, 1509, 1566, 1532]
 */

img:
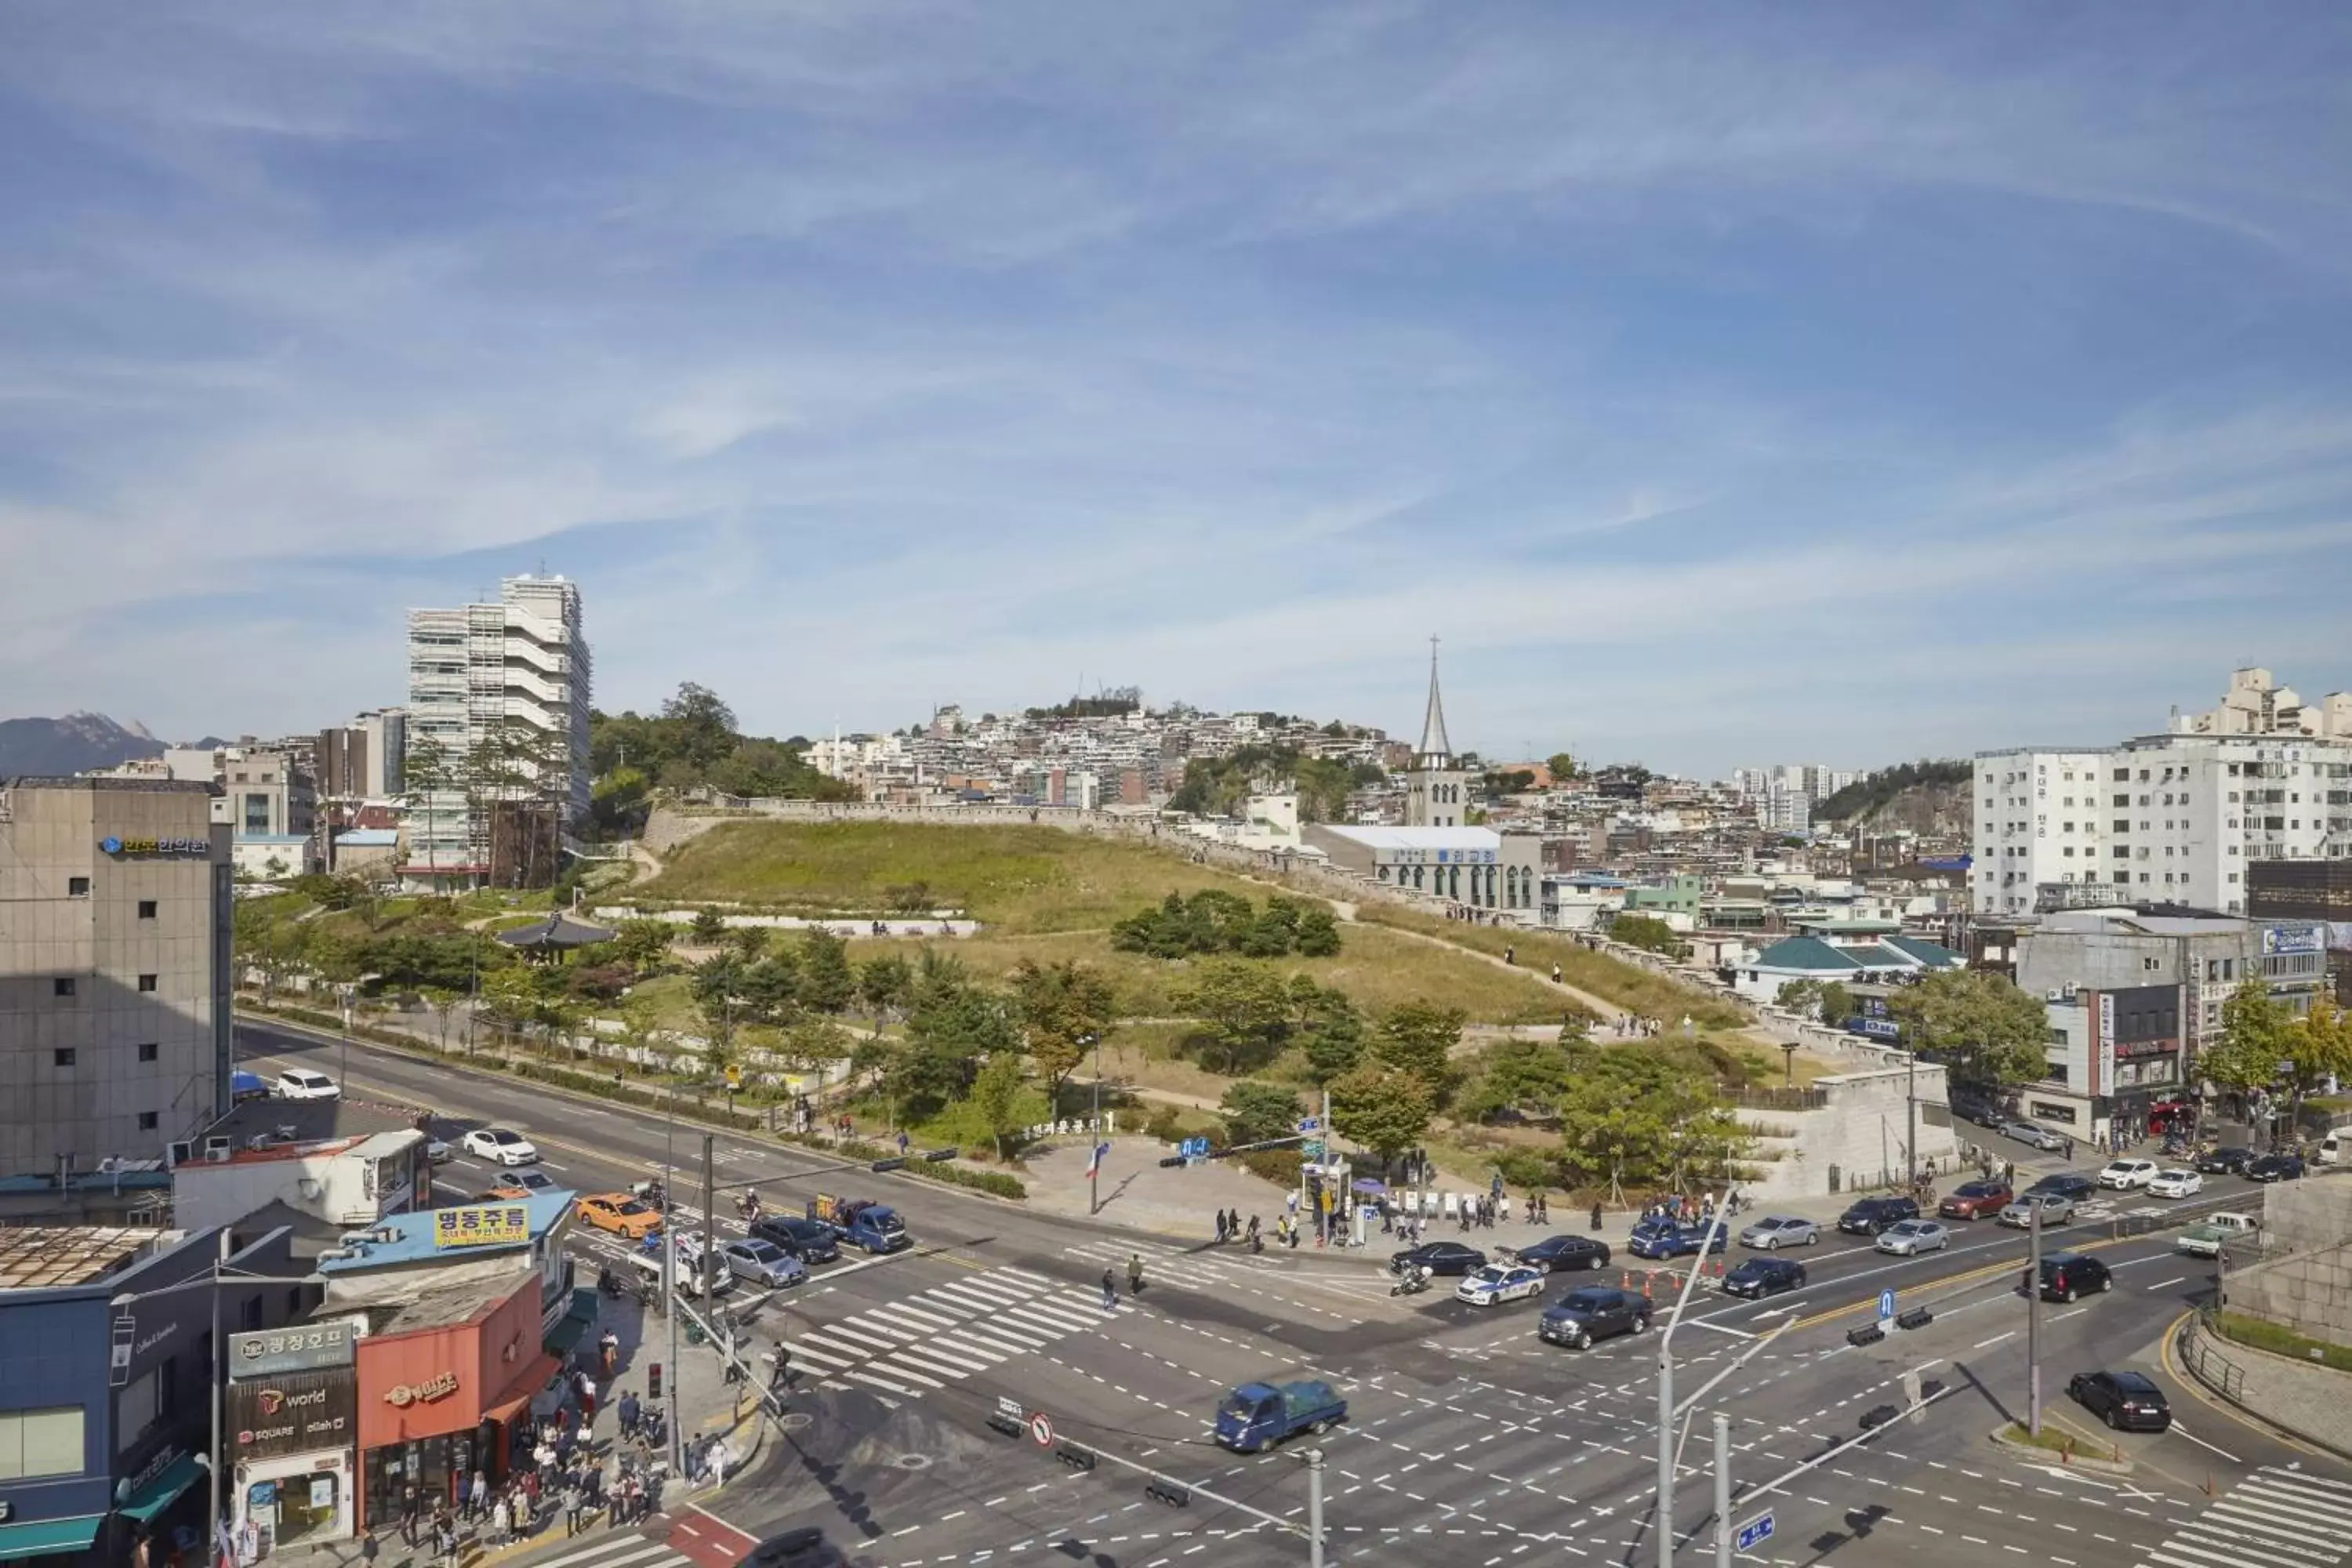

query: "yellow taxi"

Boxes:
[575, 1192, 665, 1239]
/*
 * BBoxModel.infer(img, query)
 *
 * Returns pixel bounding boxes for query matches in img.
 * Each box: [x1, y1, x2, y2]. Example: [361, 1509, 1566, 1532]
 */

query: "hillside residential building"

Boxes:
[1730, 918, 1964, 1004]
[0, 776, 233, 1178]
[402, 575, 591, 887]
[2171, 666, 2352, 740]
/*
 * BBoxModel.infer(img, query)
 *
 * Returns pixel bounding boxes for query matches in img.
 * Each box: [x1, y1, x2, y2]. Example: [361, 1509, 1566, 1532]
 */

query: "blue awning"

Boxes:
[0, 1513, 105, 1560]
[118, 1453, 203, 1523]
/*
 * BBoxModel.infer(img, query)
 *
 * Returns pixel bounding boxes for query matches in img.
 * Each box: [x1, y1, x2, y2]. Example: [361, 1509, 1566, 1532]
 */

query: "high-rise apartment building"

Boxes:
[0, 777, 232, 1175]
[401, 575, 590, 888]
[1975, 728, 2352, 916]
[316, 708, 407, 803]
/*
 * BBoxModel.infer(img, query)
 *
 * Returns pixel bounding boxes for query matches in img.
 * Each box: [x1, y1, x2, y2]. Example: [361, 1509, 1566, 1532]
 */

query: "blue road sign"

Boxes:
[1295, 1116, 1321, 1133]
[1178, 1137, 1211, 1160]
[1301, 1141, 1325, 1160]
[1877, 1287, 1896, 1322]
[1735, 1512, 1775, 1552]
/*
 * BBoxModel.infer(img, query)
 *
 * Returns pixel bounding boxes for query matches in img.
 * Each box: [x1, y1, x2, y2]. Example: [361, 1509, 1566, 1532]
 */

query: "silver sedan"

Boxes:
[1736, 1216, 1820, 1250]
[1873, 1220, 1951, 1257]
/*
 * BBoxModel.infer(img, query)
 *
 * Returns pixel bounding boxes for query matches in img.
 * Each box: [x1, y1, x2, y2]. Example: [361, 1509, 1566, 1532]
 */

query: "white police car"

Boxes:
[1454, 1263, 1545, 1308]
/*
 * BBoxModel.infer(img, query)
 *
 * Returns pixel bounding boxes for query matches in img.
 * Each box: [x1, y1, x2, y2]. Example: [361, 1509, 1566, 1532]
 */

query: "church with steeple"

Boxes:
[1298, 637, 1544, 922]
[1403, 637, 1470, 829]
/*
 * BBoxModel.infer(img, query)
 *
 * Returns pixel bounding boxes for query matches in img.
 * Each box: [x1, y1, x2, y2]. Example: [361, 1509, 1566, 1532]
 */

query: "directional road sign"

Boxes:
[1301, 1141, 1325, 1160]
[1735, 1512, 1775, 1552]
[1178, 1136, 1211, 1160]
[1029, 1412, 1056, 1449]
[1295, 1116, 1321, 1133]
[1877, 1287, 1896, 1325]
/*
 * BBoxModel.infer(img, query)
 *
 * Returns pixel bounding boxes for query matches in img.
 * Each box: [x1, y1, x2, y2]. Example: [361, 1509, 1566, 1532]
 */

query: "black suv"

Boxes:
[1836, 1197, 1919, 1236]
[2025, 1173, 2097, 1203]
[1538, 1287, 1650, 1349]
[2249, 1152, 2307, 1183]
[1516, 1234, 1612, 1273]
[1720, 1258, 1806, 1300]
[750, 1215, 841, 1265]
[1391, 1241, 1486, 1277]
[2195, 1146, 2254, 1175]
[2026, 1252, 2114, 1302]
[2067, 1370, 2172, 1432]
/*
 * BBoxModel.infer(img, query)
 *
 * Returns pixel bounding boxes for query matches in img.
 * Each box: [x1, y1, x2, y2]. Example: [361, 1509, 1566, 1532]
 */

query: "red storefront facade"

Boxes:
[352, 1276, 557, 1529]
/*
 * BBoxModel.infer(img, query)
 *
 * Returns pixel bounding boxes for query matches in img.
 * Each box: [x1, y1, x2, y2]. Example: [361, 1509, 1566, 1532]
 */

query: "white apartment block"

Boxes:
[402, 574, 591, 885]
[2172, 666, 2352, 740]
[1974, 735, 2352, 916]
[1732, 764, 1857, 804]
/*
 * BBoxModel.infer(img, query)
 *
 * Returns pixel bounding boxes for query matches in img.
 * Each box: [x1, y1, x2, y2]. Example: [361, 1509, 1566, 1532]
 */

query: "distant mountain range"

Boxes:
[0, 713, 225, 779]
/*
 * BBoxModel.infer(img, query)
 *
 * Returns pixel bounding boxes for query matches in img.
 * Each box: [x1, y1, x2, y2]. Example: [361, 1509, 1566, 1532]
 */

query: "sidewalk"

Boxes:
[2178, 1313, 2352, 1459]
[268, 1289, 767, 1568]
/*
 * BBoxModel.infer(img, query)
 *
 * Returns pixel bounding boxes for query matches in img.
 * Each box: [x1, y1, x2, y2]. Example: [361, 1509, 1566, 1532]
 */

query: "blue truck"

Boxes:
[808, 1194, 910, 1254]
[1214, 1379, 1347, 1453]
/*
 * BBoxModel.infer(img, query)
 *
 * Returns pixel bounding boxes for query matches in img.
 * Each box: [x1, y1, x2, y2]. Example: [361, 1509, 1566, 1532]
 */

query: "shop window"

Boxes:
[0, 1406, 86, 1480]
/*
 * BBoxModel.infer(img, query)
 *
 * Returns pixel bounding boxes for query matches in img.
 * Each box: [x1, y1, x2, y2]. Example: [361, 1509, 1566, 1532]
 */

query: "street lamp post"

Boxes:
[1083, 1032, 1103, 1217]
[1656, 1189, 1731, 1568]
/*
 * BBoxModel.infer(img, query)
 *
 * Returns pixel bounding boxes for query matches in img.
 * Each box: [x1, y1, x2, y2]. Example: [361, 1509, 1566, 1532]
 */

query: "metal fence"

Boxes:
[2177, 1312, 2248, 1403]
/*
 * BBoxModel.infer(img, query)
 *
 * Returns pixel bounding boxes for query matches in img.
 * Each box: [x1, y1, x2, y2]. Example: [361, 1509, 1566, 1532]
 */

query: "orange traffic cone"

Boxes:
[1641, 1272, 1654, 1299]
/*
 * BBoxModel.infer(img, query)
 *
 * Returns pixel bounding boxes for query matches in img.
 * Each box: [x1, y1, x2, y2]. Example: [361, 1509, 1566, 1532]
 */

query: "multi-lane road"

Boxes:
[239, 1018, 2352, 1568]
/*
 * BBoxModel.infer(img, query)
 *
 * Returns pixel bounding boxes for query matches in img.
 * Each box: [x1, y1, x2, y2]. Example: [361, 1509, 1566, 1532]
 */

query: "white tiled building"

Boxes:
[1974, 735, 2352, 916]
[402, 574, 591, 887]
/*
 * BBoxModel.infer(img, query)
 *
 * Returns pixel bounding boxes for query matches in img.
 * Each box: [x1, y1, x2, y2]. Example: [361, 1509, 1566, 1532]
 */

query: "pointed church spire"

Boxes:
[1418, 635, 1453, 764]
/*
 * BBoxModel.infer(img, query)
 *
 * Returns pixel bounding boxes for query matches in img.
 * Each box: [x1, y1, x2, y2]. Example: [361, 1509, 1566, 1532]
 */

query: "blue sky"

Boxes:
[3, 4, 2349, 775]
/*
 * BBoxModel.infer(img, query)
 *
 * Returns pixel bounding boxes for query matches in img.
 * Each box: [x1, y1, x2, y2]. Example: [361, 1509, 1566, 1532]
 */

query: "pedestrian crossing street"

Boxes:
[2138, 1464, 2352, 1568]
[779, 1265, 1134, 1401]
[1059, 1234, 1393, 1316]
[506, 1530, 692, 1568]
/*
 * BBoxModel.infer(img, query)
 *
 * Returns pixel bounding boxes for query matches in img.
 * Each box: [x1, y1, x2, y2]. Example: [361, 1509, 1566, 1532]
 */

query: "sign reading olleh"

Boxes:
[383, 1372, 459, 1407]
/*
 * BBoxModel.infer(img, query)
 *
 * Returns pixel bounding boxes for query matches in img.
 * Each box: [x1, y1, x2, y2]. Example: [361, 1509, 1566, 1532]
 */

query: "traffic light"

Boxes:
[869, 1158, 906, 1173]
[648, 1363, 663, 1399]
[724, 1065, 742, 1091]
[1158, 1156, 1186, 1169]
[923, 1147, 958, 1162]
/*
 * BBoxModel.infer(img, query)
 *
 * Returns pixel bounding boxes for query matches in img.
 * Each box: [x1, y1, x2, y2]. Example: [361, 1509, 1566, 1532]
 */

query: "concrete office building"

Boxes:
[0, 778, 232, 1178]
[402, 575, 591, 888]
[315, 709, 406, 804]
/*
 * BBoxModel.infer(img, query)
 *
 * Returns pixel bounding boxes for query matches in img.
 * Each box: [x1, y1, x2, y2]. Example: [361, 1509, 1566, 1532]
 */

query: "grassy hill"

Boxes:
[640, 820, 1265, 935]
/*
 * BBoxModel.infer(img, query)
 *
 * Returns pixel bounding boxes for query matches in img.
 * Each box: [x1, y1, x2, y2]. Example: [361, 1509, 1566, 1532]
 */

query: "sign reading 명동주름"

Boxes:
[431, 1203, 530, 1249]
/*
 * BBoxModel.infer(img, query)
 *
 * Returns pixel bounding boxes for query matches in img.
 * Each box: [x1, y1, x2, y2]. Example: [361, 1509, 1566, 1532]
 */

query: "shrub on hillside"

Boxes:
[1111, 891, 1342, 960]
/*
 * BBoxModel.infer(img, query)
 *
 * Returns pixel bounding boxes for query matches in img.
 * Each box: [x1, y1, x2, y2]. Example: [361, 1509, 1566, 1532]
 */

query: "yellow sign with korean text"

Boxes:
[430, 1203, 529, 1249]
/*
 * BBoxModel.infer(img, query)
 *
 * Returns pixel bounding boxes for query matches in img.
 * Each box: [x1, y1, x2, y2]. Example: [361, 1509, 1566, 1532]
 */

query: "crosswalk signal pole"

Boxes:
[1712, 1413, 1732, 1568]
[2027, 1202, 2044, 1438]
[1305, 1446, 1325, 1568]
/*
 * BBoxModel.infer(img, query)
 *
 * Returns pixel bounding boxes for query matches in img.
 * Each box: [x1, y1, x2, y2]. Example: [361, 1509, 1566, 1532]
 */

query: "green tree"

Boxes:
[1011, 958, 1117, 1110]
[1610, 913, 1690, 960]
[1774, 979, 1823, 1015]
[2288, 996, 2352, 1123]
[1172, 960, 1294, 1075]
[964, 1052, 1032, 1161]
[1327, 1065, 1435, 1159]
[419, 986, 466, 1052]
[1374, 1002, 1465, 1102]
[689, 909, 726, 946]
[1219, 1080, 1304, 1148]
[893, 987, 1018, 1119]
[857, 953, 914, 1025]
[795, 926, 856, 1013]
[1294, 906, 1342, 957]
[1455, 1036, 1577, 1124]
[1298, 992, 1367, 1084]
[1545, 752, 1577, 782]
[1882, 968, 2051, 1088]
[1818, 981, 1855, 1027]
[774, 1017, 855, 1075]
[612, 919, 677, 974]
[2202, 980, 2292, 1099]
[1552, 1047, 1743, 1201]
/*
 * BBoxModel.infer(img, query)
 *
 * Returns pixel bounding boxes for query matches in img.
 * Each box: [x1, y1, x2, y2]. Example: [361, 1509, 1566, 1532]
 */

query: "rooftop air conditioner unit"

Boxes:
[275, 1124, 298, 1142]
[314, 1247, 355, 1263]
[204, 1137, 232, 1163]
[97, 1156, 120, 1174]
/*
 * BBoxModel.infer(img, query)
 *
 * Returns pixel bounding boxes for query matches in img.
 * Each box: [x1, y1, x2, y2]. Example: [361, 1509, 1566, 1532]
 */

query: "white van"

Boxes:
[2320, 1131, 2345, 1167]
[626, 1247, 732, 1300]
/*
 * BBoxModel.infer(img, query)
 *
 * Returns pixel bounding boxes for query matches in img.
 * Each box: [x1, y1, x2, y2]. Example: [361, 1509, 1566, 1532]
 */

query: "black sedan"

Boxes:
[1391, 1241, 1486, 1277]
[1835, 1197, 1918, 1236]
[2248, 1153, 2307, 1183]
[2067, 1370, 2172, 1432]
[750, 1215, 842, 1264]
[1720, 1257, 1806, 1300]
[2025, 1172, 2098, 1203]
[2196, 1146, 2255, 1175]
[1515, 1235, 1612, 1273]
[1538, 1287, 1650, 1349]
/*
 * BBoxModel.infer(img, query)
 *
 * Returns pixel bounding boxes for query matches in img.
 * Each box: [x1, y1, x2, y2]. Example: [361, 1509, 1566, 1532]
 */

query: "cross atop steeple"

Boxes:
[1417, 635, 1453, 765]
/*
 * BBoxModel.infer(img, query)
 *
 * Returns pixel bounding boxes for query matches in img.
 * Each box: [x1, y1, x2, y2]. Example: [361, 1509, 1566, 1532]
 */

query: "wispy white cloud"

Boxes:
[1, 4, 2348, 771]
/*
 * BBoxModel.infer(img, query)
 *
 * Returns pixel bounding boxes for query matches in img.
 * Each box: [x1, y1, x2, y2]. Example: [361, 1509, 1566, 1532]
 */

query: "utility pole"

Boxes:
[1085, 1032, 1103, 1217]
[1712, 1412, 1733, 1568]
[1906, 1052, 1919, 1186]
[2027, 1200, 2045, 1436]
[1305, 1446, 1326, 1568]
[209, 1228, 227, 1558]
[665, 1092, 683, 1476]
[1657, 1191, 1731, 1568]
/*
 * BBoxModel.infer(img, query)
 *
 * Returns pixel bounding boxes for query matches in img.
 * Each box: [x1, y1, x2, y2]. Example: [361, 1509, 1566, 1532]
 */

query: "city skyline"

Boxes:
[4, 7, 2352, 774]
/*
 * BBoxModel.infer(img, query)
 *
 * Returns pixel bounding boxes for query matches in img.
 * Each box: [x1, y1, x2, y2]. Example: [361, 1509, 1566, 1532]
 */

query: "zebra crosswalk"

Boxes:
[2139, 1464, 2352, 1568]
[1061, 1235, 1255, 1292]
[777, 1265, 1131, 1399]
[506, 1530, 693, 1568]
